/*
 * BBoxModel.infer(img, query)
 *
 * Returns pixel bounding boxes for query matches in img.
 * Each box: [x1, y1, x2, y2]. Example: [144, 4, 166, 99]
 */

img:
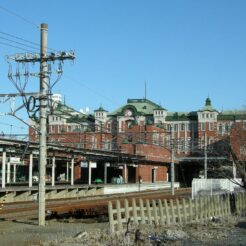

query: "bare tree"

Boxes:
[229, 121, 246, 189]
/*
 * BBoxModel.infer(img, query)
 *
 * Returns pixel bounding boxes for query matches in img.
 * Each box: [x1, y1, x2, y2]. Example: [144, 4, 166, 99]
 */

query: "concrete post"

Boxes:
[71, 158, 74, 186]
[13, 164, 16, 183]
[88, 161, 91, 185]
[204, 133, 207, 179]
[52, 156, 55, 186]
[29, 153, 33, 187]
[38, 23, 48, 226]
[233, 161, 237, 179]
[7, 162, 10, 183]
[66, 161, 69, 181]
[2, 151, 6, 188]
[170, 126, 175, 195]
[123, 164, 127, 183]
[104, 162, 108, 184]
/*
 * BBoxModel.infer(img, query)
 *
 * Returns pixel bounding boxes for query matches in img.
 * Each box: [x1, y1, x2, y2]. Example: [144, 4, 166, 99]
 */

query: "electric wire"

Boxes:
[0, 41, 36, 53]
[0, 36, 40, 52]
[0, 5, 39, 29]
[0, 121, 26, 129]
[0, 30, 58, 52]
[64, 74, 121, 109]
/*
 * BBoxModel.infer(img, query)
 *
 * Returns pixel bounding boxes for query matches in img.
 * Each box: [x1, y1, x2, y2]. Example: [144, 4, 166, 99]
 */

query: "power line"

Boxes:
[0, 36, 40, 52]
[0, 121, 26, 129]
[0, 5, 39, 29]
[0, 41, 35, 53]
[0, 30, 58, 52]
[64, 74, 121, 109]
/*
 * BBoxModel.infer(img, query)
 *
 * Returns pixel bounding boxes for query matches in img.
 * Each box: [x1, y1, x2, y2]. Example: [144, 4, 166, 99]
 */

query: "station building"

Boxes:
[28, 95, 246, 186]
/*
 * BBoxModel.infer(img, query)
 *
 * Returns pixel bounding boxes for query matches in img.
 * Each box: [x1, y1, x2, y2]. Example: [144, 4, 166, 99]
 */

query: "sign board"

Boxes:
[9, 157, 21, 164]
[81, 161, 88, 168]
[90, 162, 97, 168]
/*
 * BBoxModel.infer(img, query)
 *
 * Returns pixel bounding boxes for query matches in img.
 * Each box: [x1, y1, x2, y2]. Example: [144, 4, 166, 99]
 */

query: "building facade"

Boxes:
[29, 96, 246, 185]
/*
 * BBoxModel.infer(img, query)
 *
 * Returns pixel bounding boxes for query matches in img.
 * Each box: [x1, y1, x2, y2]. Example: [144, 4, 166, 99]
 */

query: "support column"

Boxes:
[104, 163, 108, 184]
[71, 158, 74, 186]
[13, 164, 16, 183]
[52, 156, 55, 186]
[6, 162, 10, 183]
[29, 153, 33, 187]
[88, 161, 91, 185]
[204, 133, 207, 179]
[2, 151, 6, 188]
[170, 126, 175, 195]
[66, 161, 69, 181]
[233, 161, 237, 179]
[123, 164, 128, 183]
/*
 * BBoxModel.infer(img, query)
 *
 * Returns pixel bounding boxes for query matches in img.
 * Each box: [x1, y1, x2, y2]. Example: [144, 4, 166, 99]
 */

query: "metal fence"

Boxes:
[192, 178, 244, 199]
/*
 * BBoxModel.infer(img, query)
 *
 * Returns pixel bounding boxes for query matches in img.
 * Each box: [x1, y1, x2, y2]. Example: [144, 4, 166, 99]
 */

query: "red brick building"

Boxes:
[29, 96, 246, 185]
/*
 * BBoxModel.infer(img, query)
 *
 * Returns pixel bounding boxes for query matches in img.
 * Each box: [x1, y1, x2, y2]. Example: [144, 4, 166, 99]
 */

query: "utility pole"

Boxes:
[170, 126, 175, 195]
[204, 132, 207, 179]
[38, 23, 48, 226]
[6, 23, 75, 226]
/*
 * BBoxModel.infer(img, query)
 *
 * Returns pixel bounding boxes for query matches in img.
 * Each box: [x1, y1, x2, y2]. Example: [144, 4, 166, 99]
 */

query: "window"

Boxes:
[201, 122, 205, 131]
[152, 132, 158, 145]
[218, 124, 223, 135]
[209, 123, 213, 131]
[104, 140, 111, 150]
[179, 138, 185, 151]
[107, 123, 111, 132]
[174, 124, 178, 132]
[225, 123, 230, 133]
[180, 123, 185, 131]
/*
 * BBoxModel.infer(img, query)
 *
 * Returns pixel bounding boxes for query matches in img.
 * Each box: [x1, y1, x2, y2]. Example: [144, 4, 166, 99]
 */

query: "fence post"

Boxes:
[199, 197, 203, 221]
[182, 198, 187, 223]
[158, 199, 164, 225]
[227, 194, 230, 215]
[152, 200, 158, 225]
[220, 195, 224, 216]
[116, 200, 123, 232]
[195, 198, 199, 222]
[176, 199, 182, 223]
[189, 198, 193, 222]
[132, 198, 138, 225]
[170, 199, 176, 224]
[139, 199, 145, 224]
[124, 199, 129, 222]
[146, 199, 152, 224]
[108, 201, 114, 233]
[164, 199, 170, 225]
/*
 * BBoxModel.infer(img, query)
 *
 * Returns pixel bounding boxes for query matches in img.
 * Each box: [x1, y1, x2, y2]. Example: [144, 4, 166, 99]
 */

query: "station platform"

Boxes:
[0, 182, 180, 203]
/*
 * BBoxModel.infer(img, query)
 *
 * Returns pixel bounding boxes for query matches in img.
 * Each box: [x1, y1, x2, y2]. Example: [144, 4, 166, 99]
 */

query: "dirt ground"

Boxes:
[0, 215, 245, 246]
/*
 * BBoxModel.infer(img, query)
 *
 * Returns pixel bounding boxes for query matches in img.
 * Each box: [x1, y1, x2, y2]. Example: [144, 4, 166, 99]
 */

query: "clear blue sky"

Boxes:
[0, 0, 246, 134]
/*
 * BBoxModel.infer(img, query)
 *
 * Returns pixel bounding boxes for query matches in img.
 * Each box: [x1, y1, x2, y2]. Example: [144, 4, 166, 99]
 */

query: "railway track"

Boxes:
[0, 188, 191, 220]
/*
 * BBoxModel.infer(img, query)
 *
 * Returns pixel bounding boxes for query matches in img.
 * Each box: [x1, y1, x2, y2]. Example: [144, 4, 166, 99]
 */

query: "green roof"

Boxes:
[109, 98, 163, 116]
[218, 110, 246, 120]
[166, 111, 197, 121]
[52, 103, 93, 123]
[198, 97, 218, 112]
[94, 106, 108, 112]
